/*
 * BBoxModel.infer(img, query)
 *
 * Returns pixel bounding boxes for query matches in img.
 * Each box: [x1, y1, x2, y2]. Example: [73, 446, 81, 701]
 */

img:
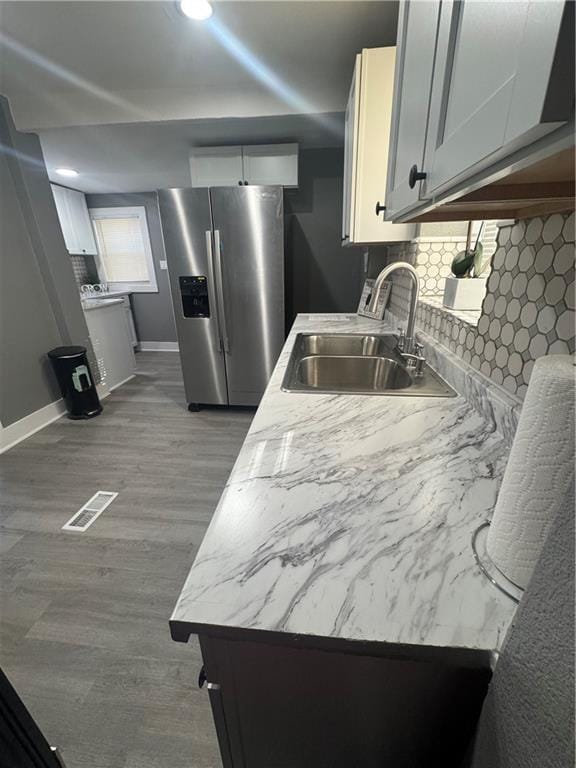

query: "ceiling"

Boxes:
[0, 0, 398, 192]
[0, 1, 397, 129]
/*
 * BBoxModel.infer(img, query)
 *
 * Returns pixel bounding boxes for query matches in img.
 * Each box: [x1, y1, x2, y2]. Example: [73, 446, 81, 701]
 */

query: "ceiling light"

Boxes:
[55, 167, 79, 178]
[179, 0, 213, 20]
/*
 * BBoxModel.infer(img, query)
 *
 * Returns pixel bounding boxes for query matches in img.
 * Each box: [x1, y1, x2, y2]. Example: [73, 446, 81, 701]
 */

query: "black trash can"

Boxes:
[47, 346, 102, 420]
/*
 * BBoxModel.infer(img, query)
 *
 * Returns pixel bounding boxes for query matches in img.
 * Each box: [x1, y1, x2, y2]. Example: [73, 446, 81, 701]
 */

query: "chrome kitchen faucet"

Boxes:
[367, 261, 420, 356]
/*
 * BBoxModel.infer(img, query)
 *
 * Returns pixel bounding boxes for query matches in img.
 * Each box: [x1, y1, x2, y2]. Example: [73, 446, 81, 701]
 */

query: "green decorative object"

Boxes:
[451, 248, 475, 277]
[451, 221, 487, 278]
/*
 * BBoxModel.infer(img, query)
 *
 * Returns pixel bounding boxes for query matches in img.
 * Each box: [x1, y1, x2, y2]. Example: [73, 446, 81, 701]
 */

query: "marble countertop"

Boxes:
[170, 314, 518, 660]
[81, 298, 124, 311]
[81, 290, 131, 299]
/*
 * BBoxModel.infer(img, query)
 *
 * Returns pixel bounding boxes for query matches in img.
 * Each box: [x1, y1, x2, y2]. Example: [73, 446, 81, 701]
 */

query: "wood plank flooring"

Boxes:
[0, 352, 253, 768]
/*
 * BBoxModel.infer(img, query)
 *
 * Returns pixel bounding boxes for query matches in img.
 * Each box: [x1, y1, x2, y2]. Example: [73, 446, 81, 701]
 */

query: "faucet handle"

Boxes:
[397, 327, 406, 351]
[414, 341, 424, 357]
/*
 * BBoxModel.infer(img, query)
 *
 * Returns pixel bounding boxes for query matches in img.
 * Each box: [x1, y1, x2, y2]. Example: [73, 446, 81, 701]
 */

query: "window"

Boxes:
[89, 206, 157, 292]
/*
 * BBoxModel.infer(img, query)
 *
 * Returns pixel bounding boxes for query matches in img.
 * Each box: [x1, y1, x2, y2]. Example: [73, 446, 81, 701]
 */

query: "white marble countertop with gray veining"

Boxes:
[81, 298, 125, 311]
[80, 290, 131, 299]
[170, 313, 517, 658]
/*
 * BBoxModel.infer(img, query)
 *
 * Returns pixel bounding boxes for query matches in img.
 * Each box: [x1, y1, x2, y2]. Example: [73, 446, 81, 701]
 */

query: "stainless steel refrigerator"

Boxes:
[157, 186, 285, 409]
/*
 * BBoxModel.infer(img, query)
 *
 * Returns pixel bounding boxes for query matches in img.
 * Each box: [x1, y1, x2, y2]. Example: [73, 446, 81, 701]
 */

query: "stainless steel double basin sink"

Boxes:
[282, 333, 456, 397]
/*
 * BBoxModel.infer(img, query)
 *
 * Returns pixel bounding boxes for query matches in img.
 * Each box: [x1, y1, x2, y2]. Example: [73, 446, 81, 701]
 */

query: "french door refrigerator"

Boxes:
[157, 186, 284, 409]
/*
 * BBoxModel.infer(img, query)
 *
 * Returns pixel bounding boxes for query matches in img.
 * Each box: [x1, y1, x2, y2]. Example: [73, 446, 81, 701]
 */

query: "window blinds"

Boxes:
[92, 214, 151, 283]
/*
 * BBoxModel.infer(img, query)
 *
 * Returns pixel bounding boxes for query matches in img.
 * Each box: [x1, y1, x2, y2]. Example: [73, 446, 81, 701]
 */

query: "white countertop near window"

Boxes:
[170, 313, 518, 662]
[81, 298, 125, 311]
[81, 290, 132, 300]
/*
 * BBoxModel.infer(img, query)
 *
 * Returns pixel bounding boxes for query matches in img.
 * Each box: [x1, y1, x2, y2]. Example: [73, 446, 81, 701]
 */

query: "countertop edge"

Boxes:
[82, 298, 125, 311]
[169, 619, 498, 670]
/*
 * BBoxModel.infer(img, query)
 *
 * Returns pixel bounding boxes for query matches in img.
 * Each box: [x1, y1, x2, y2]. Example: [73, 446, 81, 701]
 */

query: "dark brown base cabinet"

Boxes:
[198, 634, 491, 768]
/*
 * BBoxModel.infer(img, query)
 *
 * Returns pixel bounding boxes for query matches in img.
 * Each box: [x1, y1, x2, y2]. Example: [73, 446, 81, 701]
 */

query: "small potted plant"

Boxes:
[443, 221, 490, 310]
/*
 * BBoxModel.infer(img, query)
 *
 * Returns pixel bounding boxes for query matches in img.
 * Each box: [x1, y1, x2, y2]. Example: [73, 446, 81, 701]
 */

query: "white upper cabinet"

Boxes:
[190, 146, 244, 187]
[385, 1, 441, 219]
[51, 184, 97, 255]
[66, 188, 98, 254]
[51, 183, 76, 252]
[423, 0, 572, 198]
[342, 47, 415, 244]
[190, 144, 298, 188]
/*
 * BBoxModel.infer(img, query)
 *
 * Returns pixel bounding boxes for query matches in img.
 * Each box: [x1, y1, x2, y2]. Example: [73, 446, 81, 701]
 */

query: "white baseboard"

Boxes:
[0, 377, 133, 455]
[0, 398, 66, 455]
[138, 341, 180, 352]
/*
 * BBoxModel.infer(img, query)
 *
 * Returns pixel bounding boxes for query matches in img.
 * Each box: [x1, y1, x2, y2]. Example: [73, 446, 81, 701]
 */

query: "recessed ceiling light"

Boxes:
[55, 167, 79, 178]
[179, 0, 213, 21]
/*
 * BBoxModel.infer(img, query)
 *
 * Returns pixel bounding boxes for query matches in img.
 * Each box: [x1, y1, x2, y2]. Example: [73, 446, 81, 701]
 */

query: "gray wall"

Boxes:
[284, 148, 370, 324]
[85, 192, 177, 343]
[0, 96, 94, 428]
[470, 485, 575, 768]
[87, 150, 369, 341]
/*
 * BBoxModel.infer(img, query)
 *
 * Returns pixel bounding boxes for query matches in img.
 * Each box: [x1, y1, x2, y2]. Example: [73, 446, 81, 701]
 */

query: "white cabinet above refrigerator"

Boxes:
[190, 144, 298, 188]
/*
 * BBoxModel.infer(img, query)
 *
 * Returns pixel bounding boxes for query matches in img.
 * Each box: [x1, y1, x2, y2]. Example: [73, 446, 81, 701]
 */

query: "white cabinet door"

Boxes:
[51, 183, 78, 253]
[423, 0, 571, 197]
[242, 144, 298, 187]
[352, 48, 415, 243]
[342, 48, 415, 244]
[342, 56, 360, 242]
[51, 184, 97, 255]
[66, 188, 97, 254]
[190, 147, 244, 187]
[385, 0, 441, 219]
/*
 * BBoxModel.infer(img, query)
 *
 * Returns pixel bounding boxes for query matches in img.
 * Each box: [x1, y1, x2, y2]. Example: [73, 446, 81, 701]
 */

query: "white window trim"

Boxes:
[89, 206, 158, 293]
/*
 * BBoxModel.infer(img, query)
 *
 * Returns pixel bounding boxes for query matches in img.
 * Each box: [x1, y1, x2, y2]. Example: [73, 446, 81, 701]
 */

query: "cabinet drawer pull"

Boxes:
[409, 165, 427, 189]
[375, 201, 386, 215]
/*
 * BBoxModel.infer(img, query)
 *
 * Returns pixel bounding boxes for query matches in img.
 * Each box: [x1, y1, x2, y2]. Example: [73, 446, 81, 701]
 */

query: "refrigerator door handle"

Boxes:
[213, 229, 230, 353]
[205, 230, 223, 354]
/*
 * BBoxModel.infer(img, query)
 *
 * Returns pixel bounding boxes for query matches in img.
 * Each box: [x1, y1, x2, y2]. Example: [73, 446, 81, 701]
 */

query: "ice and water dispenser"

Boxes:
[179, 276, 210, 318]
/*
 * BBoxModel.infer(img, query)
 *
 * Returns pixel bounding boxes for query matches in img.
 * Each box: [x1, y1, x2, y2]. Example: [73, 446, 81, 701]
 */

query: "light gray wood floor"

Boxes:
[0, 352, 253, 768]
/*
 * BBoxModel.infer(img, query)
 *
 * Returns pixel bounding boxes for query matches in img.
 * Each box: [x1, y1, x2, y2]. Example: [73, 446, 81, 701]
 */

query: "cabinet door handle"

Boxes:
[205, 231, 223, 355]
[214, 229, 230, 353]
[198, 666, 207, 689]
[375, 201, 386, 216]
[409, 165, 427, 189]
[206, 682, 234, 768]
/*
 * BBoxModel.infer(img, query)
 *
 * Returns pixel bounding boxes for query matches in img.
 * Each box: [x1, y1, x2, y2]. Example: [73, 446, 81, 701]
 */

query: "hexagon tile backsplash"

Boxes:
[388, 212, 575, 399]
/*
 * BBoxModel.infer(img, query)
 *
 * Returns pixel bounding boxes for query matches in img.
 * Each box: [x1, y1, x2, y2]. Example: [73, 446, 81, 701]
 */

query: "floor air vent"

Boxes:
[62, 491, 118, 532]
